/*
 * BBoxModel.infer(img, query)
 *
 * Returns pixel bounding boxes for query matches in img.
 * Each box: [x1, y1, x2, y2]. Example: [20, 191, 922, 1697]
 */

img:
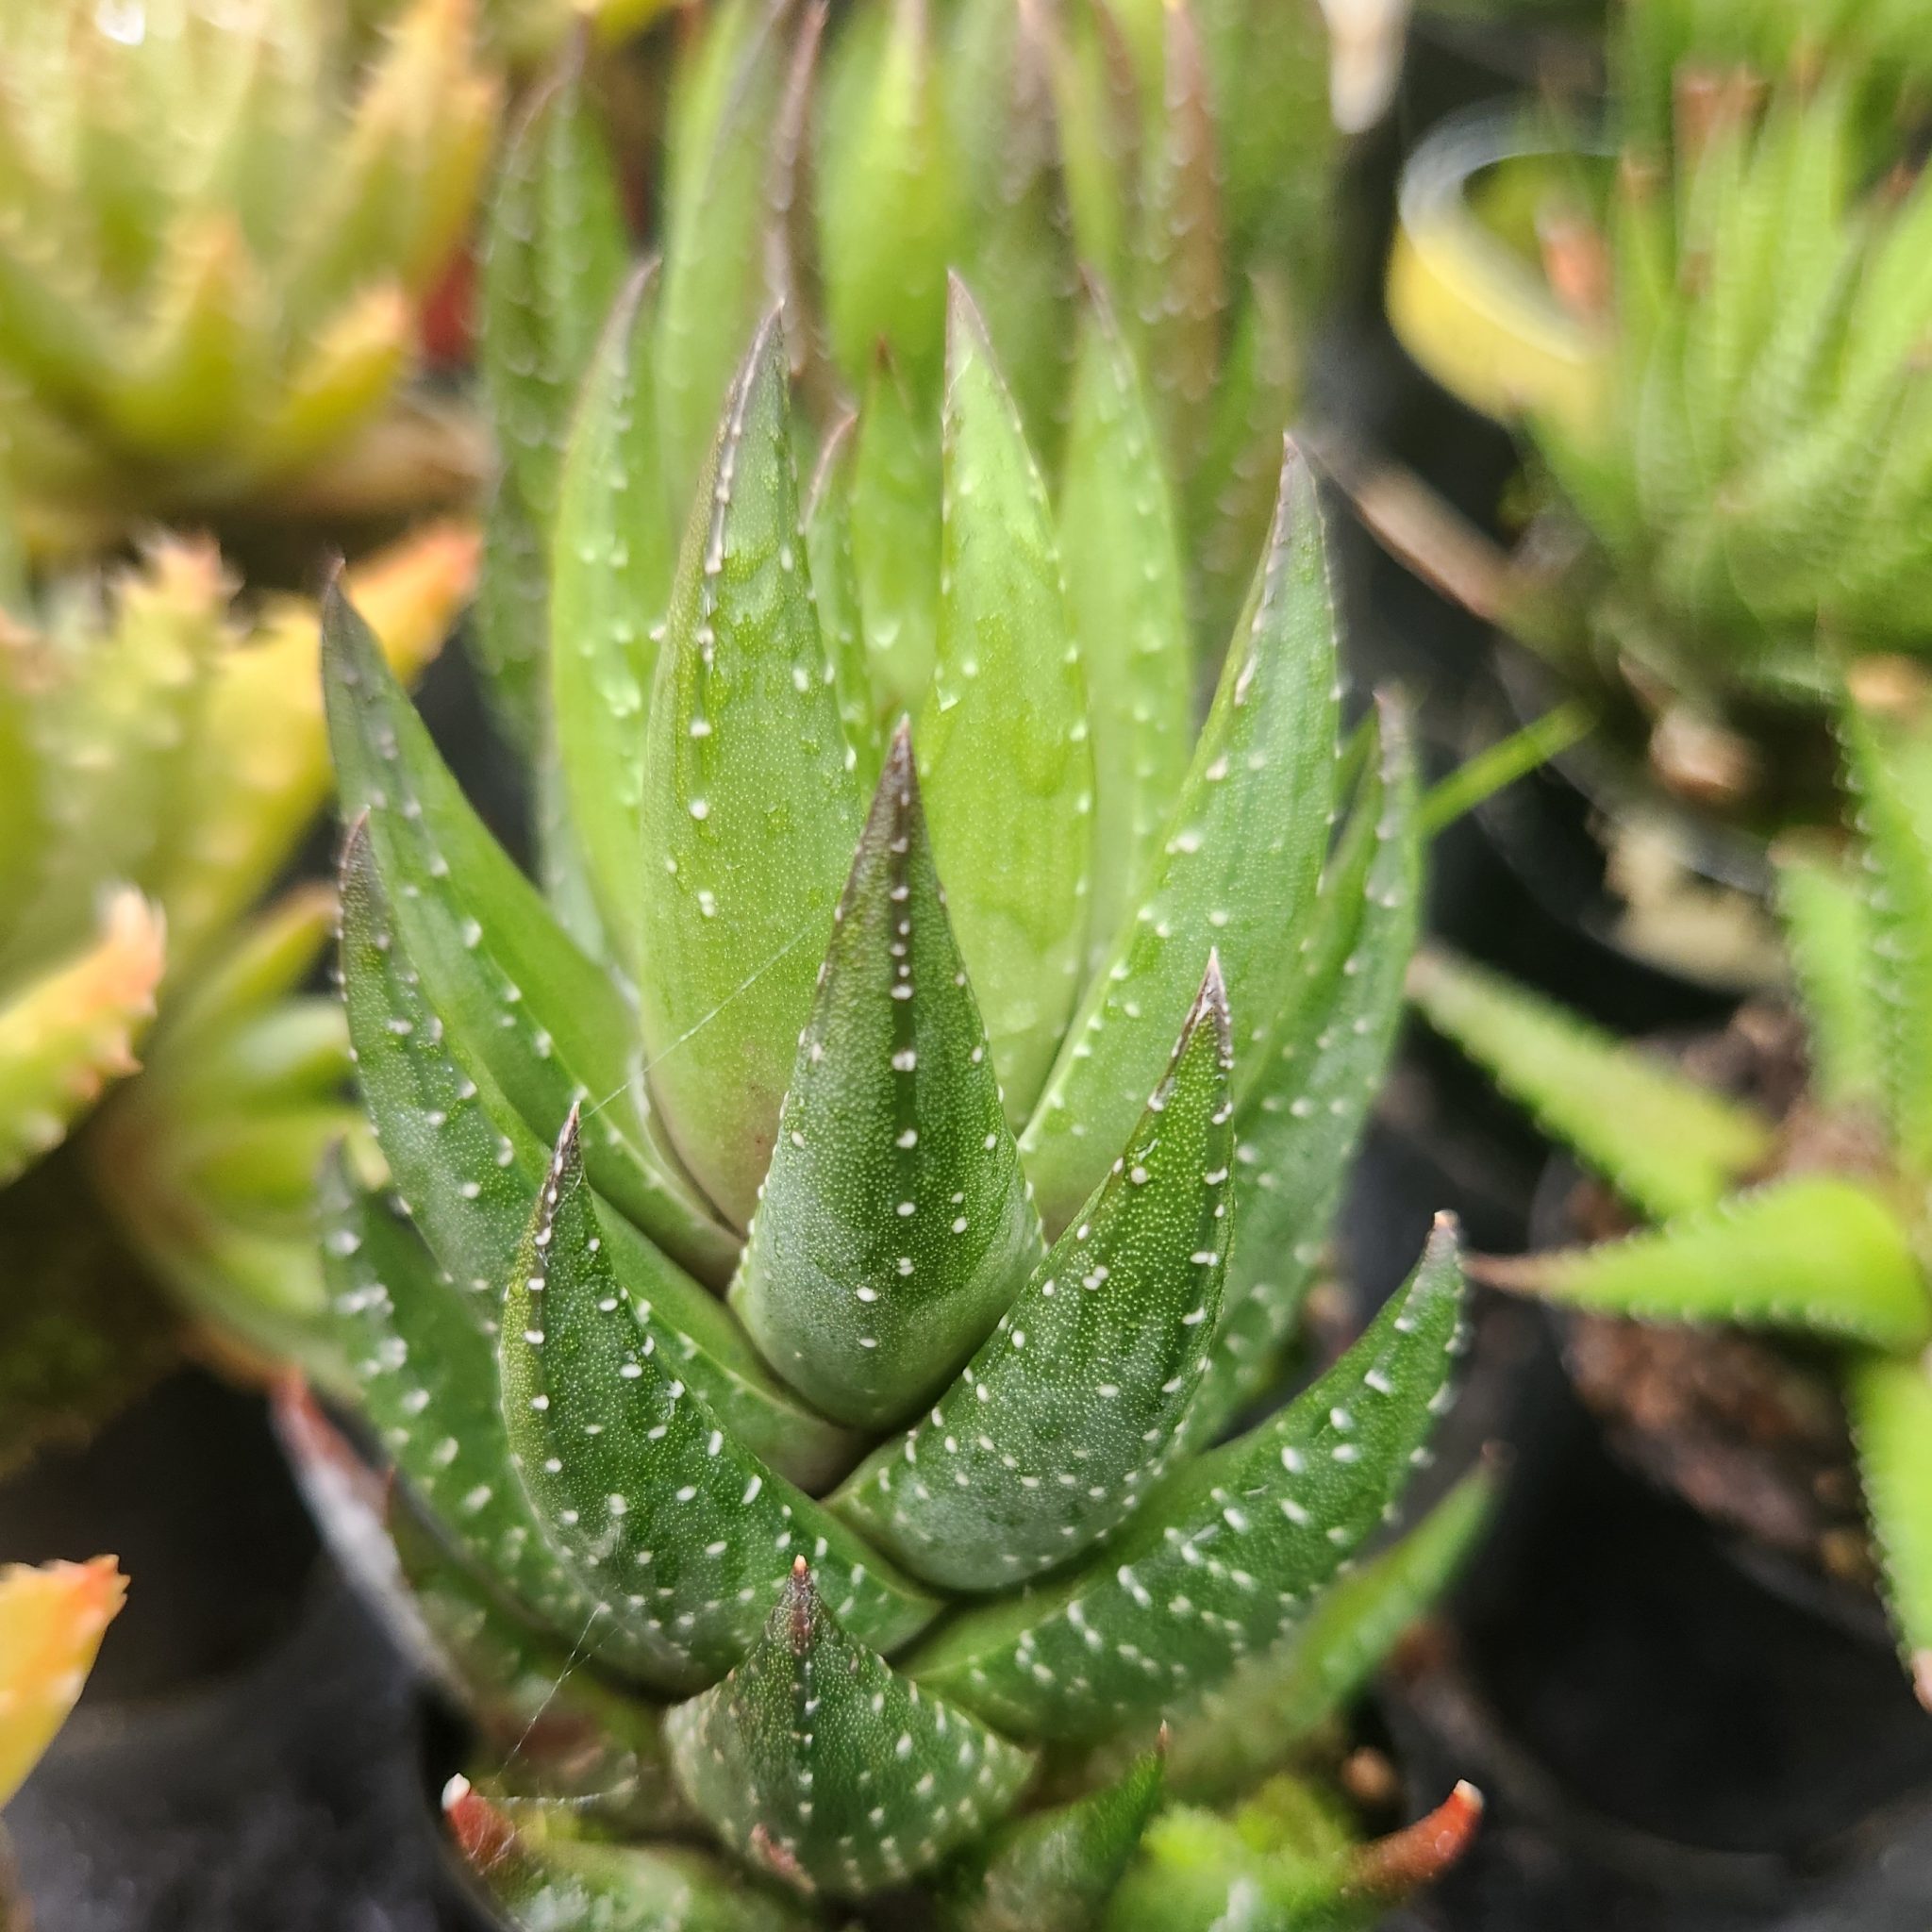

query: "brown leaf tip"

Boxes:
[442, 1775, 520, 1875]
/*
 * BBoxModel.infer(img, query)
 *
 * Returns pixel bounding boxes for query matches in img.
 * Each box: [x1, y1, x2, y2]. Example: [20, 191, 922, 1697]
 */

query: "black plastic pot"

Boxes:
[0, 1371, 478, 1930]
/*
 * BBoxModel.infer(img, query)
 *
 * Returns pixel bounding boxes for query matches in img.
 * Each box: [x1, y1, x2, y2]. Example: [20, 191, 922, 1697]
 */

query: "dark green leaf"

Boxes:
[499, 1112, 940, 1694]
[732, 727, 1042, 1427]
[838, 958, 1234, 1590]
[664, 1557, 1034, 1897]
[942, 1744, 1163, 1932]
[907, 1222, 1465, 1741]
[335, 827, 854, 1489]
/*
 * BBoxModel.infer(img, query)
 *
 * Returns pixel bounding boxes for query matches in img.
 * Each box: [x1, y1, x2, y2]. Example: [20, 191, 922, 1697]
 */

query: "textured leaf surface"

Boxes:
[319, 1148, 632, 1667]
[734, 729, 1041, 1427]
[0, 1557, 125, 1808]
[1187, 702, 1421, 1445]
[385, 1494, 688, 1827]
[336, 830, 851, 1489]
[945, 1746, 1164, 1932]
[1846, 1353, 1932, 1708]
[1478, 1174, 1931, 1350]
[446, 1784, 811, 1932]
[638, 317, 865, 1229]
[475, 53, 630, 748]
[1773, 839, 1882, 1114]
[1058, 285, 1193, 966]
[665, 1558, 1034, 1897]
[325, 590, 736, 1284]
[908, 1223, 1465, 1740]
[838, 959, 1234, 1590]
[1407, 948, 1774, 1224]
[851, 349, 942, 722]
[499, 1114, 939, 1694]
[550, 262, 675, 981]
[916, 280, 1093, 1122]
[1160, 1467, 1495, 1802]
[1023, 441, 1340, 1236]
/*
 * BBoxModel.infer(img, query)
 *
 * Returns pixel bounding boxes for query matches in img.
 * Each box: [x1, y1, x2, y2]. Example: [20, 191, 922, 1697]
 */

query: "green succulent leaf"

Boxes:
[907, 1222, 1466, 1741]
[1187, 699, 1422, 1447]
[318, 1147, 627, 1666]
[733, 727, 1043, 1428]
[1128, 0, 1224, 488]
[499, 1111, 940, 1694]
[1160, 1465, 1496, 1803]
[943, 3, 1077, 452]
[550, 261, 675, 983]
[664, 1557, 1036, 1898]
[1022, 441, 1340, 1237]
[324, 587, 737, 1285]
[446, 1785, 812, 1932]
[1845, 1352, 1932, 1709]
[476, 50, 631, 750]
[1188, 266, 1299, 654]
[1773, 836, 1883, 1113]
[655, 0, 795, 518]
[815, 0, 958, 400]
[1107, 1772, 1484, 1932]
[638, 314, 866, 1230]
[1407, 947, 1775, 1224]
[1058, 282, 1194, 966]
[944, 1744, 1165, 1932]
[1841, 697, 1932, 1174]
[851, 347, 942, 722]
[837, 958, 1234, 1590]
[801, 415, 881, 785]
[335, 827, 853, 1490]
[1479, 1174, 1931, 1349]
[916, 279, 1094, 1122]
[384, 1492, 689, 1827]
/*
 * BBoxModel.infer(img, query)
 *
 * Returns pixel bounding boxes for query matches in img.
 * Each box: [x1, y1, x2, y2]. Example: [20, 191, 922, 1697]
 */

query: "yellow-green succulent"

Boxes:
[0, 0, 499, 550]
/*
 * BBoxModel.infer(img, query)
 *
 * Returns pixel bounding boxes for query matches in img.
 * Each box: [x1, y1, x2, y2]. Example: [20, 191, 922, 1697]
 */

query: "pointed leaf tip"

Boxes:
[733, 723, 1042, 1426]
[665, 1557, 1033, 1898]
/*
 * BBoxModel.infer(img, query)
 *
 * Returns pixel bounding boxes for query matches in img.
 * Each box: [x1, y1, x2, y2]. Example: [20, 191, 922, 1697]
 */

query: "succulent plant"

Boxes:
[1410, 679, 1932, 1703]
[1524, 76, 1932, 722]
[0, 0, 498, 549]
[311, 119, 1491, 1909]
[469, 0, 1340, 757]
[0, 521, 475, 1470]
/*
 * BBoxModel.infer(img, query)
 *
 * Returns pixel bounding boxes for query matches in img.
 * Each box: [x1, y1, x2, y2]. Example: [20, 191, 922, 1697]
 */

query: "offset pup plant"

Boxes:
[0, 0, 497, 551]
[0, 518, 475, 1470]
[1412, 680, 1932, 1700]
[316, 226, 1487, 1919]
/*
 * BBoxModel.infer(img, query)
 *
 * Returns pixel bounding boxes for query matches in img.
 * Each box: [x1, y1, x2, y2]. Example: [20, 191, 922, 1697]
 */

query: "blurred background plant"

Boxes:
[0, 513, 475, 1474]
[0, 1557, 125, 1924]
[1389, 0, 1932, 834]
[0, 0, 498, 558]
